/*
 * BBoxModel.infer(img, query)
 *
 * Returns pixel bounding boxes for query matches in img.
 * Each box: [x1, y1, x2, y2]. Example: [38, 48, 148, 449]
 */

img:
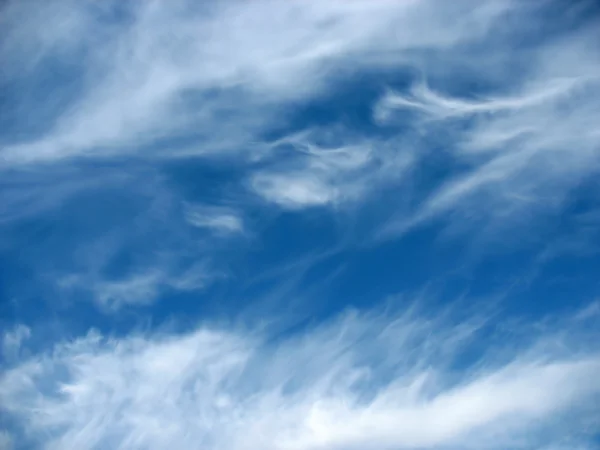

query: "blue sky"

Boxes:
[1, 0, 600, 449]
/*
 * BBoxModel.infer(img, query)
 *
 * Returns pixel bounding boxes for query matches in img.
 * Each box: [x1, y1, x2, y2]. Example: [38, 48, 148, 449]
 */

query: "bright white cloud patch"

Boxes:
[1, 307, 599, 449]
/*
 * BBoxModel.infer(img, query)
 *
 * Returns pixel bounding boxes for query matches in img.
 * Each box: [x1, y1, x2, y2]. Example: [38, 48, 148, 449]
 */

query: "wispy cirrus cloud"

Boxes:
[59, 262, 215, 311]
[250, 127, 414, 210]
[1, 304, 599, 449]
[0, 0, 512, 164]
[375, 25, 600, 242]
[0, 165, 234, 310]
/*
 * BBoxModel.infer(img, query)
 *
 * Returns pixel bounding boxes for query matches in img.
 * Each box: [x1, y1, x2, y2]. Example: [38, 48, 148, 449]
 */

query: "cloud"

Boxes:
[1, 304, 598, 449]
[2, 4, 599, 448]
[1, 13, 600, 450]
[3, 0, 598, 240]
[375, 76, 584, 123]
[251, 173, 336, 209]
[184, 204, 244, 235]
[59, 261, 216, 311]
[376, 24, 600, 241]
[0, 163, 241, 310]
[0, 0, 514, 165]
[0, 0, 598, 326]
[249, 128, 413, 209]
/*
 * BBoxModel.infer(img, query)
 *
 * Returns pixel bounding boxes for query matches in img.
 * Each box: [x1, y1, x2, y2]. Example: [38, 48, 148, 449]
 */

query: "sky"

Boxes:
[1, 0, 600, 449]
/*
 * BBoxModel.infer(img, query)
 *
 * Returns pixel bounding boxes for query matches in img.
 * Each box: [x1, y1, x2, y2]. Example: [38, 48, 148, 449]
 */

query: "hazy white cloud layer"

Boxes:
[1, 305, 599, 450]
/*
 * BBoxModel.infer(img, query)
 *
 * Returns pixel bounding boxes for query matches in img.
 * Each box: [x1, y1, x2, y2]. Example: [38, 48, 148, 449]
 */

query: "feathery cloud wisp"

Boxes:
[1, 0, 511, 164]
[375, 29, 600, 240]
[1, 305, 599, 449]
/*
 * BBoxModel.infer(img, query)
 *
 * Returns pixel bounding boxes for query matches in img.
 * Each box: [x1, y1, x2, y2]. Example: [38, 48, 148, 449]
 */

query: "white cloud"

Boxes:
[0, 166, 235, 311]
[87, 271, 162, 308]
[2, 5, 599, 447]
[59, 262, 215, 311]
[3, 0, 599, 241]
[249, 129, 413, 209]
[251, 173, 336, 209]
[185, 204, 244, 235]
[0, 0, 514, 165]
[376, 25, 600, 241]
[375, 76, 584, 124]
[1, 306, 599, 449]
